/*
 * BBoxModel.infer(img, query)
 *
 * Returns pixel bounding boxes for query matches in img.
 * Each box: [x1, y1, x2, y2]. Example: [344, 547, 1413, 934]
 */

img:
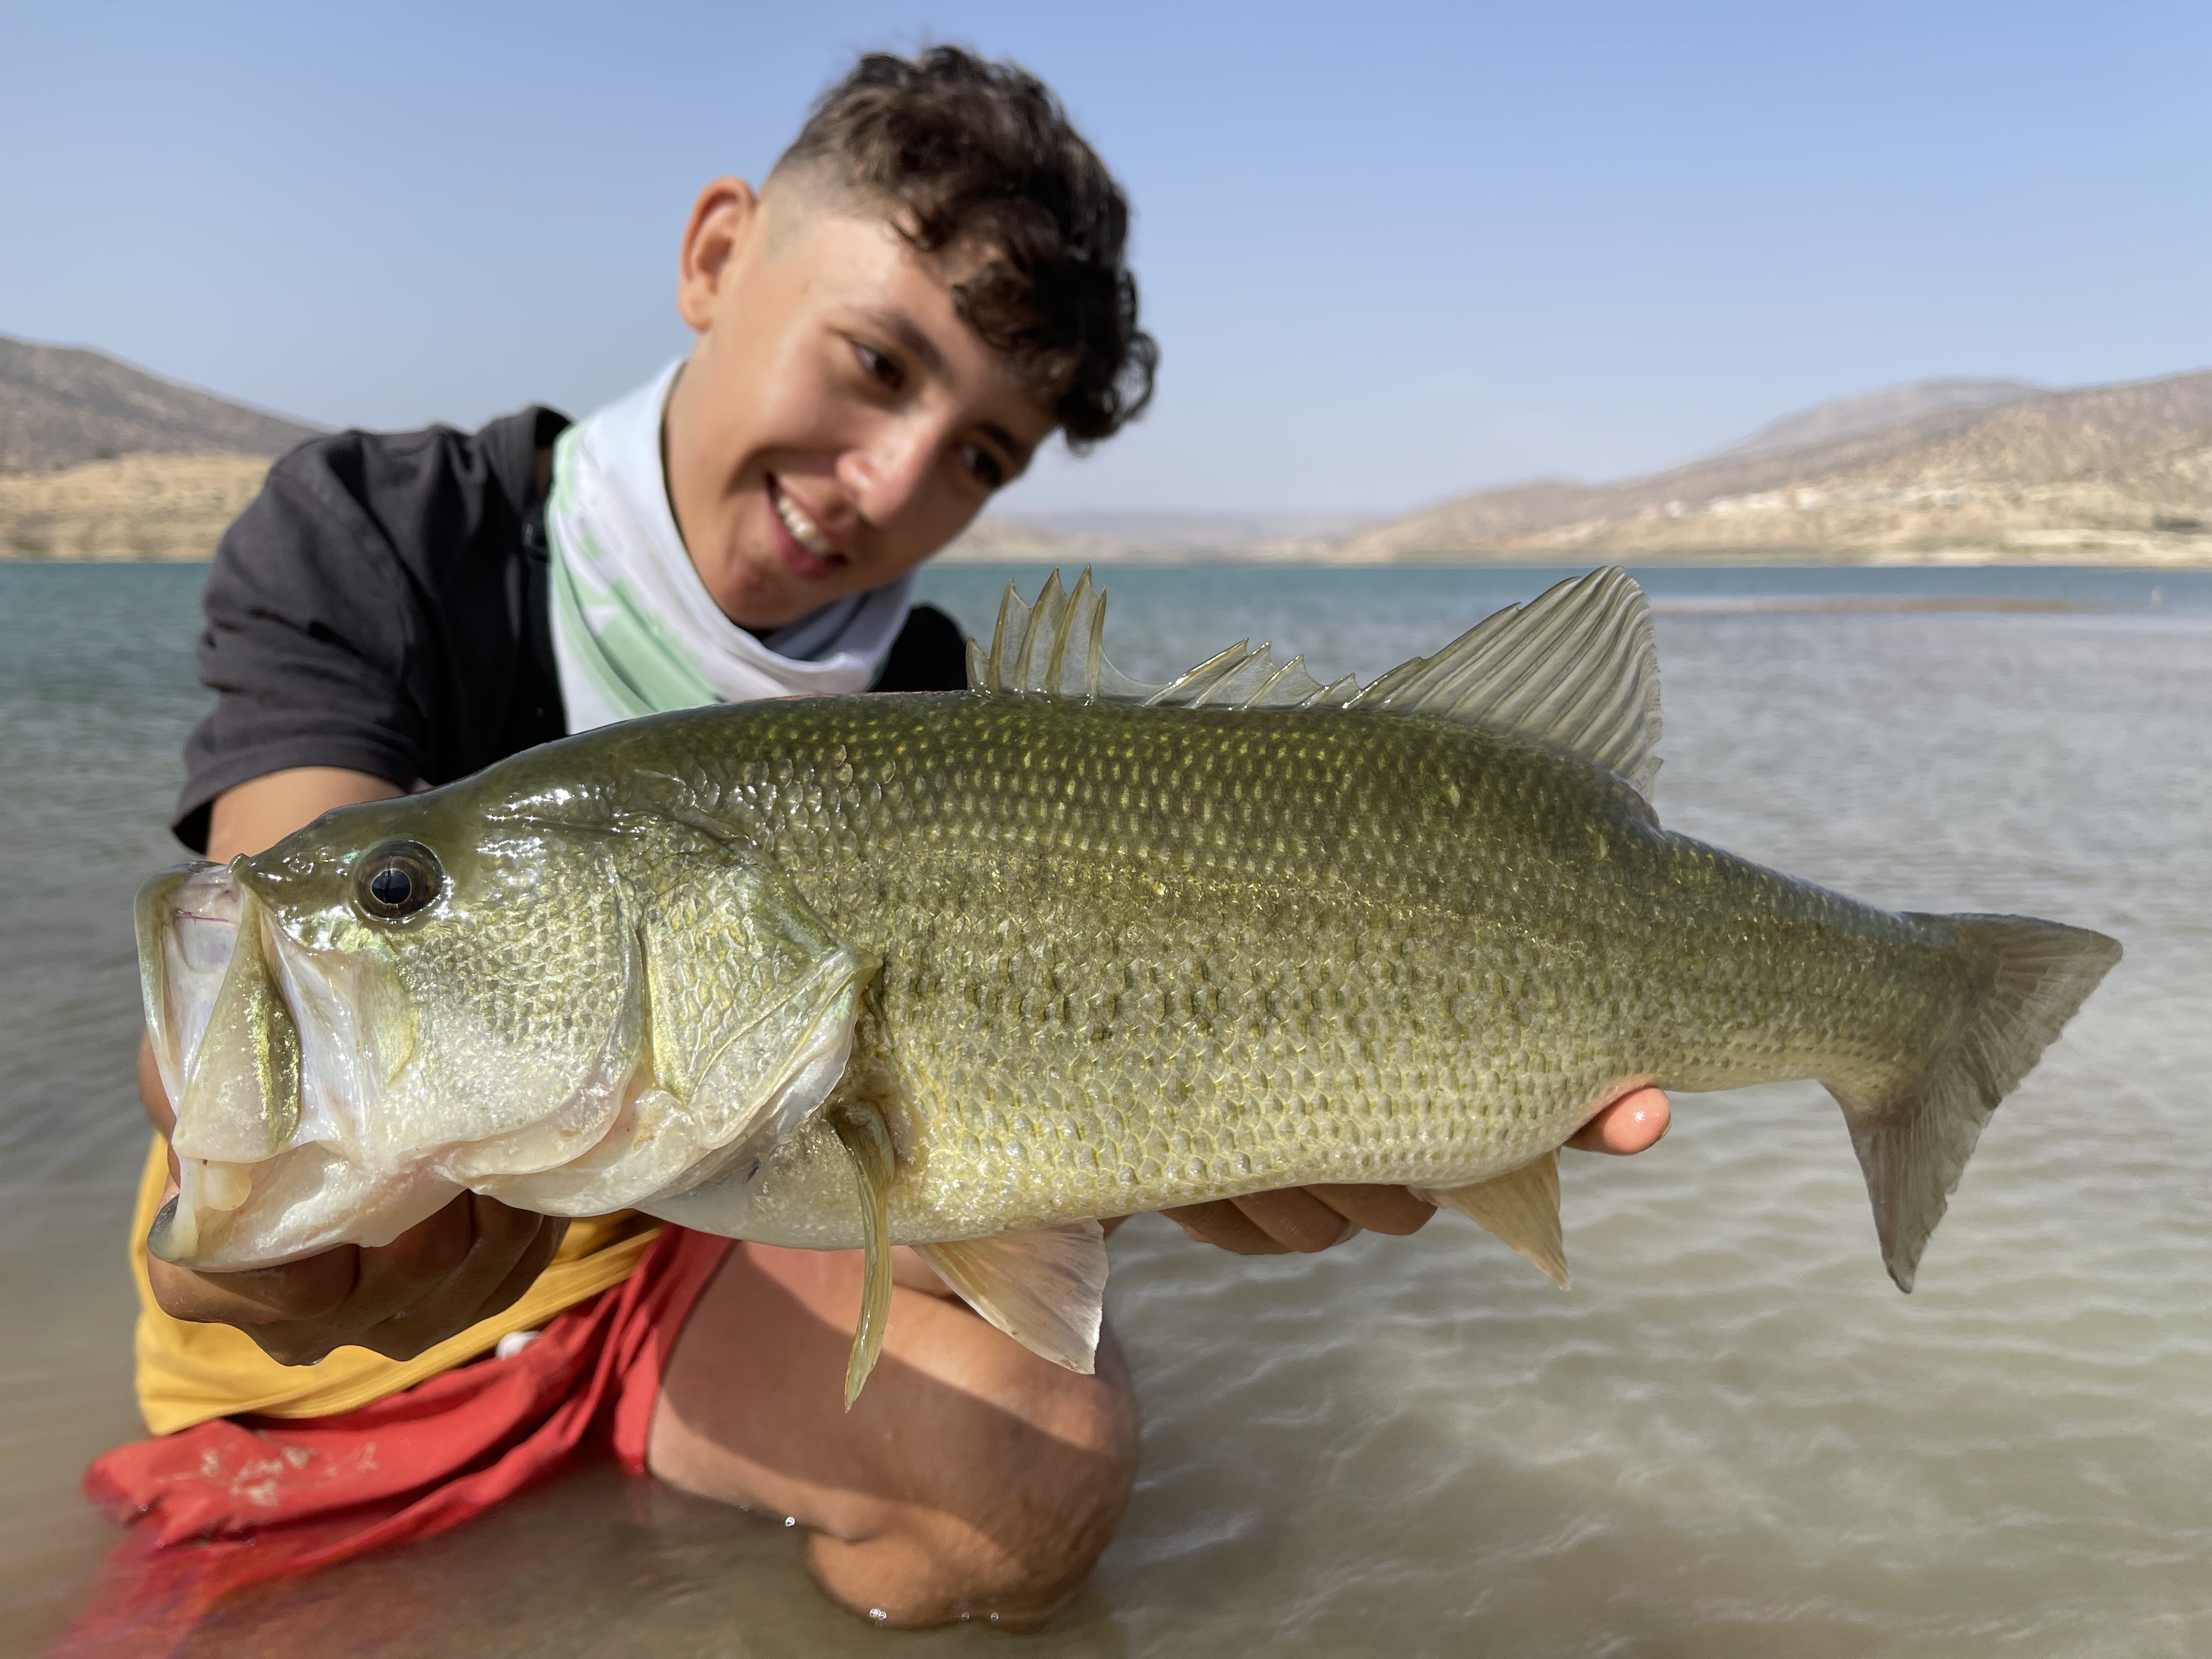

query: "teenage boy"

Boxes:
[112, 47, 1669, 1628]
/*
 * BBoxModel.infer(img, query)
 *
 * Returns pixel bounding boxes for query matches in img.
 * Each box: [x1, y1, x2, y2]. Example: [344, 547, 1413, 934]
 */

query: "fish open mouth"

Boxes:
[136, 861, 310, 1257]
[135, 860, 455, 1269]
[136, 861, 248, 1122]
[139, 856, 461, 1269]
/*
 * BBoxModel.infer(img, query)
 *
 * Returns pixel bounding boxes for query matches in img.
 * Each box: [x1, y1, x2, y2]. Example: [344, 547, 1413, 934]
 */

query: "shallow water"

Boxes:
[1, 561, 2207, 1656]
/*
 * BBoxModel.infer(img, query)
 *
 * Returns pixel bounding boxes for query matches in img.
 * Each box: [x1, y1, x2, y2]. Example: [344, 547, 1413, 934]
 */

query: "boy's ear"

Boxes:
[677, 177, 763, 332]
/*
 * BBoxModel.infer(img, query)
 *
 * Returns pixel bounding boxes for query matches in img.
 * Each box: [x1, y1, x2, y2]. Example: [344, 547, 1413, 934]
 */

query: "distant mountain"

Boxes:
[943, 509, 1376, 563]
[0, 334, 321, 474]
[8, 336, 2209, 567]
[1701, 377, 2045, 463]
[0, 335, 327, 559]
[1339, 370, 2212, 565]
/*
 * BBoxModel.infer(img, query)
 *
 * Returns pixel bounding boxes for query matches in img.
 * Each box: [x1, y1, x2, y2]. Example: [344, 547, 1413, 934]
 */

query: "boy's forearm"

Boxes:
[205, 766, 403, 863]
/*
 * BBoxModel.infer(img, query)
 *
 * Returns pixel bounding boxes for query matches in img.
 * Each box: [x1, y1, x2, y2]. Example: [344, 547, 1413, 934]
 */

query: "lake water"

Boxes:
[2, 560, 2207, 1657]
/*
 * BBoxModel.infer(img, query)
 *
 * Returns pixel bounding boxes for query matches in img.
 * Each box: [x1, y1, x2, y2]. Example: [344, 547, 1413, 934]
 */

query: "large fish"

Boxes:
[137, 569, 2120, 1403]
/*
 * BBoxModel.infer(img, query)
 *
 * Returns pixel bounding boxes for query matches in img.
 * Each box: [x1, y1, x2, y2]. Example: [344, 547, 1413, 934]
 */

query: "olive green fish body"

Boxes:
[138, 568, 2120, 1374]
[565, 693, 1971, 1248]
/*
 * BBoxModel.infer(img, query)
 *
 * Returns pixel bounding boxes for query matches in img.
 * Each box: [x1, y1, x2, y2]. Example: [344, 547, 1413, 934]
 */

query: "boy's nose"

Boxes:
[837, 419, 935, 528]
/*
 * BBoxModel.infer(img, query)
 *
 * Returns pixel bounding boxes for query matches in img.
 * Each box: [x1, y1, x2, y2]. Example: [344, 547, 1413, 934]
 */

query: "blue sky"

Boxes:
[3, 1, 2206, 515]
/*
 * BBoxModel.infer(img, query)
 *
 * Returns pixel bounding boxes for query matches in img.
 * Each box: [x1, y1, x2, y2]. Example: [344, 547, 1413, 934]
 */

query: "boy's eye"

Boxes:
[853, 342, 904, 391]
[960, 443, 1006, 490]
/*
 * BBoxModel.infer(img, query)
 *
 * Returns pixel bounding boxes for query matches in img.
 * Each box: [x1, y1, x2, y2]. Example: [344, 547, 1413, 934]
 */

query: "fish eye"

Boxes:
[354, 840, 443, 923]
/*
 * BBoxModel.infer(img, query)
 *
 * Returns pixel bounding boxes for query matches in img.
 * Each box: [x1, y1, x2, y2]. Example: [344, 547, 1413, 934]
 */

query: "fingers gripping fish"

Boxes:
[136, 568, 2122, 1407]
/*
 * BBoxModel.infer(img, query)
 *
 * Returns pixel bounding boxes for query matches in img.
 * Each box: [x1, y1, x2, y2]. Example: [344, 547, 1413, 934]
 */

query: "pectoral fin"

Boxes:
[828, 1102, 897, 1410]
[1414, 1152, 1570, 1288]
[916, 1222, 1108, 1375]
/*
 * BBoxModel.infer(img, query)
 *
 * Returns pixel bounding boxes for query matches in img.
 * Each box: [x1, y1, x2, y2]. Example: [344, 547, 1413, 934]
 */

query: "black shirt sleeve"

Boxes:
[174, 409, 568, 851]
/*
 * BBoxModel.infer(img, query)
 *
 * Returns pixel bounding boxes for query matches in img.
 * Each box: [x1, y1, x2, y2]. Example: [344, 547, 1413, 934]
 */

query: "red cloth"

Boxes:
[57, 1227, 733, 1658]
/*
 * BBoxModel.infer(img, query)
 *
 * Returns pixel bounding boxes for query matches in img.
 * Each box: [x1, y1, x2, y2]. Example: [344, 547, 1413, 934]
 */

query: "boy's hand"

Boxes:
[144, 1191, 567, 1367]
[138, 1033, 566, 1365]
[1159, 1086, 1671, 1256]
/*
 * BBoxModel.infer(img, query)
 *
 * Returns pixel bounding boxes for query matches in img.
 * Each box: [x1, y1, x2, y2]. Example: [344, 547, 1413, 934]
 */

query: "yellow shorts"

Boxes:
[126, 1135, 661, 1434]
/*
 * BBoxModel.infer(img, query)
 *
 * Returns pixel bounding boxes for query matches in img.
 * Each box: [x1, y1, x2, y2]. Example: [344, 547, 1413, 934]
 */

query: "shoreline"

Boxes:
[8, 454, 2208, 571]
[7, 548, 2212, 571]
[936, 546, 2212, 571]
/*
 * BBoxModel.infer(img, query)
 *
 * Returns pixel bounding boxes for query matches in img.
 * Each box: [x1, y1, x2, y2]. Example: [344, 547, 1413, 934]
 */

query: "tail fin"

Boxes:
[1828, 913, 2121, 1292]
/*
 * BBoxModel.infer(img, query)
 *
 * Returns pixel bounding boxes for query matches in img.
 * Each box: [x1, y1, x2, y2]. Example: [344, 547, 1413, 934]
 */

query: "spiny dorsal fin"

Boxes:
[967, 567, 1346, 710]
[1412, 1150, 1570, 1288]
[966, 566, 1661, 800]
[1348, 567, 1662, 801]
[915, 1222, 1107, 1374]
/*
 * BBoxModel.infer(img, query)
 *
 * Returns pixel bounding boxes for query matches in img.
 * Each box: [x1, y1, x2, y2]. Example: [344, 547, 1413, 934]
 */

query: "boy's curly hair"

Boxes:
[773, 46, 1157, 449]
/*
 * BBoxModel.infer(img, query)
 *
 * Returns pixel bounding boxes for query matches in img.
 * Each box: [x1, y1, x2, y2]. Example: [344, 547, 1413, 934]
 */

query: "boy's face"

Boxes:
[665, 178, 1058, 631]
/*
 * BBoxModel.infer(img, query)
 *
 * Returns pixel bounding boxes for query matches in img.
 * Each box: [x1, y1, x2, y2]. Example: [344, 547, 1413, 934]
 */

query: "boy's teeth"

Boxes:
[774, 488, 834, 557]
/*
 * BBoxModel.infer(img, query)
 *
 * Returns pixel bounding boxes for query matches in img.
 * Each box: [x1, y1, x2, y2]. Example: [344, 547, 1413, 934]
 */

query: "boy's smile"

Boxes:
[664, 179, 1058, 631]
[767, 475, 844, 577]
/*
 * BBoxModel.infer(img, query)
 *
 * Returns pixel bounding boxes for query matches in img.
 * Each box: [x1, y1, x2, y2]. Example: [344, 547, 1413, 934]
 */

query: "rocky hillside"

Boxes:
[1701, 377, 2042, 462]
[1339, 370, 2212, 565]
[0, 334, 322, 560]
[0, 334, 320, 473]
[0, 451, 276, 560]
[9, 335, 2210, 566]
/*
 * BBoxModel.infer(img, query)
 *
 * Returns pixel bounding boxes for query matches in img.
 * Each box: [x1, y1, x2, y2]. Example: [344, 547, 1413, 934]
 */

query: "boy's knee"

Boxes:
[808, 1375, 1137, 1629]
[804, 1459, 1131, 1629]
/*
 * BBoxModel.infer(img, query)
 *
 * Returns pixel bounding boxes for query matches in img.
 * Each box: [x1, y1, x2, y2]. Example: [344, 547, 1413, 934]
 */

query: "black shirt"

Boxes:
[176, 408, 970, 852]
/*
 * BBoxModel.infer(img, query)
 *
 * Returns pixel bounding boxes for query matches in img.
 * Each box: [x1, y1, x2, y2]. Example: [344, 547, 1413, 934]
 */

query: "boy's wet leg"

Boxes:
[647, 1240, 1138, 1628]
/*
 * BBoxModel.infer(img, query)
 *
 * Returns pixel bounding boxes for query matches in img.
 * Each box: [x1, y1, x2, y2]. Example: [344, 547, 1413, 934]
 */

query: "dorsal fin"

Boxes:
[1347, 567, 1661, 799]
[966, 565, 1662, 799]
[967, 567, 1349, 710]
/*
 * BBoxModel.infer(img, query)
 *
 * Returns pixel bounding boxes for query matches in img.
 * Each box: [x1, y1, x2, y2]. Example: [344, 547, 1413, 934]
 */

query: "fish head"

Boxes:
[137, 786, 642, 1270]
[137, 780, 874, 1271]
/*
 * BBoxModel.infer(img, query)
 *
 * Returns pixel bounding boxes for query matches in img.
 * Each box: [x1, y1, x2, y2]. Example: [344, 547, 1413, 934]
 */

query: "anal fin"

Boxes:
[828, 1103, 897, 1409]
[1414, 1151, 1570, 1288]
[917, 1222, 1108, 1375]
